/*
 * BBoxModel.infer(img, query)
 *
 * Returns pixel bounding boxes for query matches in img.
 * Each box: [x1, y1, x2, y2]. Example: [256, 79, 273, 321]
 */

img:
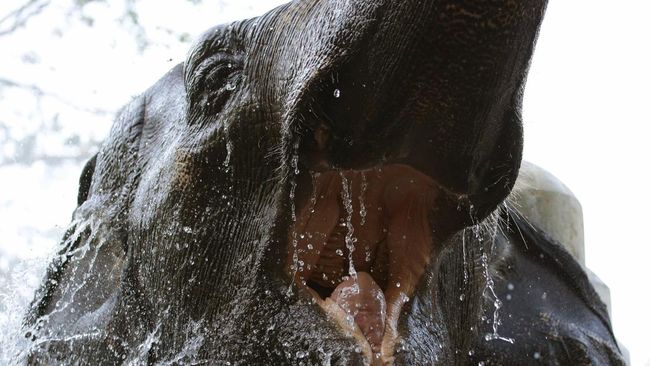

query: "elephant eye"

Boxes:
[185, 26, 245, 121]
[186, 52, 243, 120]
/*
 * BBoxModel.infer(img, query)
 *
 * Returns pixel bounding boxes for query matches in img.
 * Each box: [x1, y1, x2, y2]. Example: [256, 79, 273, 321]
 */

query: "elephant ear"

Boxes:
[25, 94, 147, 342]
[76, 153, 97, 206]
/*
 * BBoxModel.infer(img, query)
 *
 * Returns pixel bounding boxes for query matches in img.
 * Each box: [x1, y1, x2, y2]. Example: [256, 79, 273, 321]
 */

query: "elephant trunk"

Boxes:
[275, 0, 548, 220]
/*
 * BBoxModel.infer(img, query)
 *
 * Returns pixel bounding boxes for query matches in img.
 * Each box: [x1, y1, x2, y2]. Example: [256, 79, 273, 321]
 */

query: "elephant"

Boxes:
[23, 0, 625, 364]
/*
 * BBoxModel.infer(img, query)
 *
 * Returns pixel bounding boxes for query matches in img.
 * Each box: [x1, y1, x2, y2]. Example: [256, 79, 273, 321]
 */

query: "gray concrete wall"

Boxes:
[510, 161, 585, 266]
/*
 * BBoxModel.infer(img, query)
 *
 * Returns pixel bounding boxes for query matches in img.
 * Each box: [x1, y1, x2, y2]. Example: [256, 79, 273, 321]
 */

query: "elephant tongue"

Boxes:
[330, 271, 386, 353]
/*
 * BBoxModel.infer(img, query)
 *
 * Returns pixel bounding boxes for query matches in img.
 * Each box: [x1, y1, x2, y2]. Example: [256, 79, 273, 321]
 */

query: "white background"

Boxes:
[524, 2, 650, 364]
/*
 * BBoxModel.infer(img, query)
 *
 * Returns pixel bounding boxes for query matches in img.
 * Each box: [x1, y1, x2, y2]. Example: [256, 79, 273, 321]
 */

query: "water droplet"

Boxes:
[507, 283, 515, 291]
[396, 282, 401, 288]
[335, 249, 344, 256]
[223, 141, 233, 169]
[182, 226, 193, 234]
[286, 142, 301, 296]
[359, 172, 368, 226]
[459, 294, 466, 301]
[340, 172, 357, 278]
[462, 231, 469, 285]
[225, 82, 236, 91]
[333, 89, 341, 98]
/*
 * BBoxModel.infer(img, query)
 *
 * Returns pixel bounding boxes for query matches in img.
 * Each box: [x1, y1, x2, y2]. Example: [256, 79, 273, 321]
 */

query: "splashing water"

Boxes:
[358, 172, 368, 227]
[1, 214, 98, 364]
[480, 250, 514, 344]
[339, 172, 357, 280]
[223, 140, 233, 171]
[0, 258, 49, 365]
[317, 347, 332, 365]
[154, 321, 206, 366]
[477, 211, 515, 344]
[287, 142, 301, 296]
[462, 228, 469, 286]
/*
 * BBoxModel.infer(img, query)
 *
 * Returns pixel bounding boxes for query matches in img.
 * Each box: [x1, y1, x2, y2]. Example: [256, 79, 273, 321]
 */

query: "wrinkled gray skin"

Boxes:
[23, 0, 624, 365]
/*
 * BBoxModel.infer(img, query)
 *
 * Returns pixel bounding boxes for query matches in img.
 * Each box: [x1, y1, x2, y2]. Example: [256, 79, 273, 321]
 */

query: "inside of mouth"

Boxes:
[286, 164, 443, 357]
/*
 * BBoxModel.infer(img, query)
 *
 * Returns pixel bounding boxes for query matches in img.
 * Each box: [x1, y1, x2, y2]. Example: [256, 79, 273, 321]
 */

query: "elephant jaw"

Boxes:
[286, 164, 462, 365]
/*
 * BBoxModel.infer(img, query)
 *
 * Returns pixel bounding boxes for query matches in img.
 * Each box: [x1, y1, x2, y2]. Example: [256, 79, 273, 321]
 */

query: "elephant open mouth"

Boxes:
[285, 163, 467, 363]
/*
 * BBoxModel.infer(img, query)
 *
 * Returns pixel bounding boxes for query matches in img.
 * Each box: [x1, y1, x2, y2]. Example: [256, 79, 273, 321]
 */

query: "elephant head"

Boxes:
[26, 1, 549, 365]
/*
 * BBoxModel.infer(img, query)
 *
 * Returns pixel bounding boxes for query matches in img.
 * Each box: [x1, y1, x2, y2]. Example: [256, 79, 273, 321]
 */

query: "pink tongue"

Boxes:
[330, 272, 386, 352]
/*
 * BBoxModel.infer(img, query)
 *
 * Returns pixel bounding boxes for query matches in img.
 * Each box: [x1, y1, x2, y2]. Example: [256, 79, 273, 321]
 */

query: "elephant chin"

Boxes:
[285, 163, 469, 364]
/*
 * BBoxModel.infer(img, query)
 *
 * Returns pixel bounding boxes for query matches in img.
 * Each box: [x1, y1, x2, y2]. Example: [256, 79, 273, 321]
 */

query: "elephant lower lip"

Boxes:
[286, 163, 459, 362]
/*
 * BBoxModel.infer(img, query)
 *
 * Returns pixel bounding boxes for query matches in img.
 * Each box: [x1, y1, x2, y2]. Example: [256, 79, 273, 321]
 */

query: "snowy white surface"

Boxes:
[0, 0, 648, 364]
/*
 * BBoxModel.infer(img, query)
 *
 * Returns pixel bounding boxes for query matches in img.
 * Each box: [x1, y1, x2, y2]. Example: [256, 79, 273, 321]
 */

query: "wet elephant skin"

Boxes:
[23, 0, 623, 365]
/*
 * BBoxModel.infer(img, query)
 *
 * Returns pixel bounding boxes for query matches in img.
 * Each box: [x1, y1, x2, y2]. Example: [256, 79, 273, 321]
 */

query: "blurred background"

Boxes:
[0, 0, 648, 364]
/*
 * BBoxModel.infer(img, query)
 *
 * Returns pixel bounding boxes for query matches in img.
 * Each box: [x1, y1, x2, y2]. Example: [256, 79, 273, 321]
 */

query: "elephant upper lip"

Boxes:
[285, 163, 466, 363]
